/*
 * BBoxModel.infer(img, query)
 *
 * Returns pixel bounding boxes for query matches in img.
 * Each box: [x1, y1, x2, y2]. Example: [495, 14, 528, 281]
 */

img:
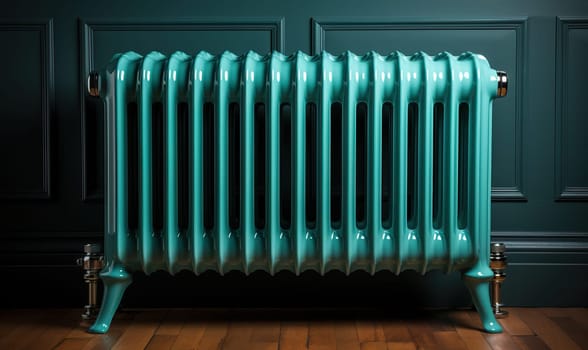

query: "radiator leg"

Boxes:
[88, 265, 132, 334]
[463, 271, 503, 333]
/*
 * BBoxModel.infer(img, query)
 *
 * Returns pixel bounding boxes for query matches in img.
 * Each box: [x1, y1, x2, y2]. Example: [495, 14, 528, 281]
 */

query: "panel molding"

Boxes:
[79, 17, 285, 201]
[311, 17, 527, 201]
[0, 19, 54, 199]
[492, 231, 588, 253]
[555, 17, 588, 201]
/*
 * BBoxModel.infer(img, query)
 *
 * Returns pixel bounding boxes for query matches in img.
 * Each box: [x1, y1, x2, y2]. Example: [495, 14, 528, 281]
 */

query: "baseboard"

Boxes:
[0, 231, 586, 307]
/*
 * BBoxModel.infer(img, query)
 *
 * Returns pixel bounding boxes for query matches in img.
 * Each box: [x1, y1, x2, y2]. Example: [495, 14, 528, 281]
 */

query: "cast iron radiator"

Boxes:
[87, 50, 508, 333]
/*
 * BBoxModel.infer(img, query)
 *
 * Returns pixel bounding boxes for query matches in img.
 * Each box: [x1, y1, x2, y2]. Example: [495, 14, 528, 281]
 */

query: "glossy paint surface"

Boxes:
[91, 50, 502, 333]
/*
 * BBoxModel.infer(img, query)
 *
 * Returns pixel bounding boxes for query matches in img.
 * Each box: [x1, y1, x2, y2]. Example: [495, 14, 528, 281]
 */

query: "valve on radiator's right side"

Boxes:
[497, 71, 508, 97]
[490, 243, 508, 317]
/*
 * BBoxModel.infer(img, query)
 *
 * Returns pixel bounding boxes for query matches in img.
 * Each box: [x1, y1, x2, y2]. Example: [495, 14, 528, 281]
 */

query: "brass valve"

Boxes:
[490, 242, 508, 317]
[77, 244, 104, 320]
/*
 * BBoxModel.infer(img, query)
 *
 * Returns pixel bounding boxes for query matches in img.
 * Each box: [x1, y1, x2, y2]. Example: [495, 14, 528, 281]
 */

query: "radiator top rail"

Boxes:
[87, 50, 507, 100]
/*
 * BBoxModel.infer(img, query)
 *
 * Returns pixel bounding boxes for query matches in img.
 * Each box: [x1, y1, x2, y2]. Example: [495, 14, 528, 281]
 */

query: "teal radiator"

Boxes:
[87, 50, 507, 333]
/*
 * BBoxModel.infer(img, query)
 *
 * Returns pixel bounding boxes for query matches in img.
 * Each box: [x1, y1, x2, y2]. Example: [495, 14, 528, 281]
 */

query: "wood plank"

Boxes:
[308, 321, 336, 350]
[27, 309, 81, 350]
[513, 308, 581, 350]
[549, 316, 588, 349]
[385, 342, 417, 350]
[65, 324, 96, 339]
[499, 311, 534, 336]
[433, 331, 468, 350]
[170, 310, 206, 350]
[379, 319, 412, 343]
[430, 311, 456, 332]
[82, 320, 132, 350]
[334, 321, 360, 350]
[484, 333, 523, 350]
[146, 335, 177, 350]
[512, 335, 551, 350]
[0, 309, 66, 350]
[569, 308, 588, 330]
[221, 319, 254, 350]
[356, 320, 386, 343]
[459, 310, 522, 350]
[196, 321, 228, 350]
[0, 309, 34, 339]
[279, 321, 308, 350]
[53, 338, 92, 350]
[250, 320, 281, 344]
[360, 341, 388, 350]
[112, 310, 165, 350]
[406, 318, 437, 349]
[156, 309, 189, 336]
[448, 311, 492, 350]
[543, 308, 588, 331]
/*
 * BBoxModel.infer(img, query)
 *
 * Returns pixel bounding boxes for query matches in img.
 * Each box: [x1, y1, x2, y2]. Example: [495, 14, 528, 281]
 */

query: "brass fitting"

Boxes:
[497, 71, 508, 98]
[87, 71, 101, 97]
[77, 243, 104, 320]
[490, 242, 508, 317]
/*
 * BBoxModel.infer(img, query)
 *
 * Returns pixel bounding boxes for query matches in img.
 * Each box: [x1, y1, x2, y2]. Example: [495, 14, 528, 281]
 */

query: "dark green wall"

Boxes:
[0, 0, 587, 307]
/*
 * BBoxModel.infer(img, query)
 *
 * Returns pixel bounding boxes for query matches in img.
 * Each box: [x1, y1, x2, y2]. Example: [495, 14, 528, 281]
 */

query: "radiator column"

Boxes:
[392, 53, 409, 274]
[138, 52, 165, 273]
[318, 53, 333, 274]
[292, 52, 308, 274]
[342, 52, 358, 273]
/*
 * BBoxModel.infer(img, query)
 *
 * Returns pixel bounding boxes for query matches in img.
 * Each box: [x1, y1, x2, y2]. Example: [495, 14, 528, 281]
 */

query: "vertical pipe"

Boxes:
[241, 51, 259, 274]
[214, 52, 234, 275]
[464, 53, 492, 273]
[367, 52, 384, 274]
[417, 53, 434, 274]
[342, 51, 357, 274]
[442, 53, 459, 273]
[266, 52, 282, 274]
[138, 52, 165, 273]
[467, 53, 482, 265]
[392, 53, 408, 274]
[114, 52, 142, 267]
[318, 53, 333, 274]
[190, 52, 214, 274]
[164, 52, 190, 274]
[292, 51, 307, 275]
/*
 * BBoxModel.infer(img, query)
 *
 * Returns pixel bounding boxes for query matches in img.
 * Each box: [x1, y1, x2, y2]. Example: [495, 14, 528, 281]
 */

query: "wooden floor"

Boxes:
[0, 308, 586, 350]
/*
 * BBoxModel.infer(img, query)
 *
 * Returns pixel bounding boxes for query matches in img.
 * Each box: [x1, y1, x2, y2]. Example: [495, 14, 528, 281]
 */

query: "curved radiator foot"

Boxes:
[88, 265, 132, 334]
[463, 269, 503, 333]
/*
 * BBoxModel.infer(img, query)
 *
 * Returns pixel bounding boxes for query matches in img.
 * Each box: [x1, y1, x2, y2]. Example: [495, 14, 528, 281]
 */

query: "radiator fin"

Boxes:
[165, 52, 190, 273]
[443, 52, 459, 273]
[138, 52, 165, 273]
[114, 52, 142, 268]
[292, 52, 307, 275]
[342, 52, 358, 273]
[392, 52, 409, 274]
[417, 52, 434, 274]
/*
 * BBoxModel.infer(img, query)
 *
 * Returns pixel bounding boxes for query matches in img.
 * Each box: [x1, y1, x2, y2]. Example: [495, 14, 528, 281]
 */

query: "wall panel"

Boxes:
[555, 17, 588, 201]
[0, 20, 53, 199]
[80, 18, 284, 200]
[312, 18, 527, 201]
